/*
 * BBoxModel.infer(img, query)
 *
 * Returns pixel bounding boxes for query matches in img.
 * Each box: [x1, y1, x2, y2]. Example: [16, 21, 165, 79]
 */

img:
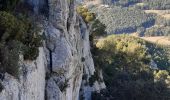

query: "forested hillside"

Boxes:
[80, 1, 170, 99]
[91, 6, 155, 34]
[111, 0, 170, 10]
[91, 35, 170, 100]
[88, 0, 170, 36]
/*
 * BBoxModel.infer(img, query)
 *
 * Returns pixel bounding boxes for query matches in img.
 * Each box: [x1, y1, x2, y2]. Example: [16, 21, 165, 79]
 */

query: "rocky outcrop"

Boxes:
[0, 0, 105, 100]
[0, 48, 46, 100]
[45, 0, 105, 99]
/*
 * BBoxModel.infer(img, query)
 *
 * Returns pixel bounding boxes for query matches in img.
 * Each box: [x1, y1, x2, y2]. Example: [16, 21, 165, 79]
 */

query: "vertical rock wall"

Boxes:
[45, 0, 93, 99]
[0, 0, 105, 100]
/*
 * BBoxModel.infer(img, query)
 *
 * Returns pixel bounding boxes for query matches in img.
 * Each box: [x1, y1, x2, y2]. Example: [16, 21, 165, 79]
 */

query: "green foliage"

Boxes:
[77, 6, 95, 23]
[146, 44, 170, 70]
[144, 25, 170, 37]
[96, 35, 151, 70]
[91, 6, 155, 34]
[92, 35, 170, 99]
[143, 15, 170, 36]
[0, 11, 42, 60]
[142, 0, 170, 10]
[111, 0, 170, 10]
[0, 11, 42, 77]
[112, 0, 139, 7]
[154, 70, 169, 80]
[23, 47, 39, 60]
[0, 11, 27, 41]
[91, 19, 106, 36]
[0, 40, 21, 78]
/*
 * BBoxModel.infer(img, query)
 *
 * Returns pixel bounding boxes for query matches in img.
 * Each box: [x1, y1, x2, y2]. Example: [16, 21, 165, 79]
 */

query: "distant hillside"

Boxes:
[91, 6, 155, 34]
[111, 0, 170, 10]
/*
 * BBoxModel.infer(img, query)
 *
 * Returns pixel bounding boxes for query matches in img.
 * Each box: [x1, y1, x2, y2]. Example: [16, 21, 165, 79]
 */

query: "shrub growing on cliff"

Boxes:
[0, 11, 27, 41]
[91, 19, 106, 36]
[0, 11, 42, 77]
[0, 11, 42, 60]
[77, 6, 95, 23]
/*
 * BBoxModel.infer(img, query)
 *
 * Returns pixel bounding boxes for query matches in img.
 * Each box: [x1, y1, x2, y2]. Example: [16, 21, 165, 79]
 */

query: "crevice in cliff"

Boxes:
[40, 0, 49, 18]
[49, 50, 53, 73]
[67, 0, 75, 31]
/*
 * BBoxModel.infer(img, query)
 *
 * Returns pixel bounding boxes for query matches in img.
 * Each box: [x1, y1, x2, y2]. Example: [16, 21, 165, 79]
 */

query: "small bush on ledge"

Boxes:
[76, 6, 95, 23]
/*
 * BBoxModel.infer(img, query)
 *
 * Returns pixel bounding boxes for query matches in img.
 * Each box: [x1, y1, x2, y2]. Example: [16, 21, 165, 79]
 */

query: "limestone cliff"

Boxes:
[45, 0, 105, 100]
[0, 48, 46, 100]
[0, 0, 105, 100]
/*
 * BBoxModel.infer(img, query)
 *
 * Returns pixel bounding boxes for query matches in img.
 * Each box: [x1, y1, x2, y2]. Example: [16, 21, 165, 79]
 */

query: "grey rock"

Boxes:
[0, 0, 105, 100]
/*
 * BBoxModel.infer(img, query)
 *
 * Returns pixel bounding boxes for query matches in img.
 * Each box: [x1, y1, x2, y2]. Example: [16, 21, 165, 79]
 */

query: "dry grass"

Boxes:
[162, 14, 170, 19]
[84, 0, 102, 6]
[144, 10, 170, 19]
[136, 3, 145, 6]
[141, 36, 170, 45]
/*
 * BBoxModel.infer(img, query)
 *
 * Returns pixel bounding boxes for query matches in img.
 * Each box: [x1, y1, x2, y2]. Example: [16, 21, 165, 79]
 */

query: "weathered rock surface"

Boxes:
[0, 0, 105, 100]
[0, 48, 46, 100]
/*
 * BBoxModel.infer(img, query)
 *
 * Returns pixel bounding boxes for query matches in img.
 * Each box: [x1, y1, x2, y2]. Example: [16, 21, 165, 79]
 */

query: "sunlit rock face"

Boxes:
[45, 0, 100, 99]
[0, 0, 105, 100]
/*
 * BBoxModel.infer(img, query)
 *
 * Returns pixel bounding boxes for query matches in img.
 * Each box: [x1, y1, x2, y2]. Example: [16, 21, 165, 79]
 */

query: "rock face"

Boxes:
[0, 48, 46, 100]
[0, 0, 105, 100]
[45, 0, 105, 100]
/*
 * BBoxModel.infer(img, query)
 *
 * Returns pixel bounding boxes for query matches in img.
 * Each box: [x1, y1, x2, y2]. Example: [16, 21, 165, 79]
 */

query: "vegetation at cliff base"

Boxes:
[91, 35, 170, 100]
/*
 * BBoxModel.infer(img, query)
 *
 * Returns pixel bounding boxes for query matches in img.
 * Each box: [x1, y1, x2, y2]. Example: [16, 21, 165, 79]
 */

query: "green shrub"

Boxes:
[0, 11, 27, 41]
[0, 40, 20, 78]
[0, 11, 42, 77]
[91, 19, 106, 36]
[23, 47, 39, 60]
[93, 35, 170, 100]
[77, 6, 95, 23]
[0, 11, 42, 60]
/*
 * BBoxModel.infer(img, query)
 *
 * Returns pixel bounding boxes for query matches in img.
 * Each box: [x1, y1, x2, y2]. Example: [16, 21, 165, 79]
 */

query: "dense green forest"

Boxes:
[139, 0, 170, 10]
[91, 6, 155, 34]
[84, 0, 170, 99]
[91, 35, 170, 100]
[112, 0, 170, 10]
[88, 0, 170, 37]
[144, 16, 170, 36]
[77, 4, 170, 99]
